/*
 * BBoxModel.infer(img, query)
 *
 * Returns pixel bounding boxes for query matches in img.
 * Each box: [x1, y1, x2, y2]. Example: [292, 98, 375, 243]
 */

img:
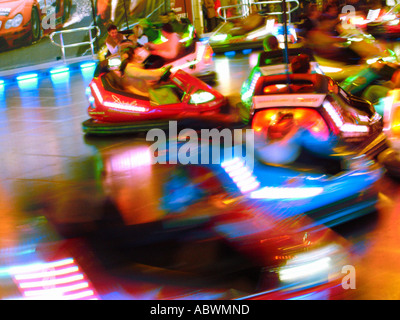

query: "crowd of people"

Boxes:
[102, 9, 193, 104]
[101, 0, 398, 105]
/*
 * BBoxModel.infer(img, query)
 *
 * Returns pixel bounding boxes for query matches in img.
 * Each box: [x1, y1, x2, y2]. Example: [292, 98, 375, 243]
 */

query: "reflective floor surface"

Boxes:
[1, 50, 400, 299]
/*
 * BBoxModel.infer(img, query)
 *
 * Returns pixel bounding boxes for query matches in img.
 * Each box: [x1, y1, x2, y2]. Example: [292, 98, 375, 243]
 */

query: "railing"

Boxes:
[49, 26, 101, 63]
[217, 0, 300, 22]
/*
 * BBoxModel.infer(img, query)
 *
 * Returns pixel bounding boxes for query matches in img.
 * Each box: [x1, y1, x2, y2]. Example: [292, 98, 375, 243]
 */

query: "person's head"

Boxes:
[160, 13, 169, 24]
[318, 14, 337, 30]
[291, 54, 311, 73]
[107, 24, 119, 40]
[120, 45, 149, 73]
[161, 23, 174, 36]
[263, 35, 279, 51]
[324, 4, 339, 16]
[307, 3, 320, 19]
[168, 10, 178, 22]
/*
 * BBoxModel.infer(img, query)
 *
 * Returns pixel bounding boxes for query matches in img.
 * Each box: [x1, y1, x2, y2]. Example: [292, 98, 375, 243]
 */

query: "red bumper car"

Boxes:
[82, 68, 241, 135]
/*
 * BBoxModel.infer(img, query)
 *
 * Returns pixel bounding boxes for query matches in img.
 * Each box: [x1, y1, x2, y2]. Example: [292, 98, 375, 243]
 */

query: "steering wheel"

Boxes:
[158, 65, 173, 83]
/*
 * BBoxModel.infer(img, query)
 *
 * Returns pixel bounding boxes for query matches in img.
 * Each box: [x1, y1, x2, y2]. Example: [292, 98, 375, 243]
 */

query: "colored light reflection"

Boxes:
[80, 62, 97, 84]
[8, 257, 99, 300]
[0, 81, 4, 103]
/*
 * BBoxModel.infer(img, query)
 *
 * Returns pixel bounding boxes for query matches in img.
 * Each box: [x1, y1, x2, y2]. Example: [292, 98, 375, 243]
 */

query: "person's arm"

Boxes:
[124, 64, 166, 81]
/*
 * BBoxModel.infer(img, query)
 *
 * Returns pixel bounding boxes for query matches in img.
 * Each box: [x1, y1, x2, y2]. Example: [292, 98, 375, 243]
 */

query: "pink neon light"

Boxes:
[11, 258, 100, 300]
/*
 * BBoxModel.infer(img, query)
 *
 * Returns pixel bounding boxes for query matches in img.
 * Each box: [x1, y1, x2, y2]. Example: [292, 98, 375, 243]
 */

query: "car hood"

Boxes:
[0, 0, 29, 19]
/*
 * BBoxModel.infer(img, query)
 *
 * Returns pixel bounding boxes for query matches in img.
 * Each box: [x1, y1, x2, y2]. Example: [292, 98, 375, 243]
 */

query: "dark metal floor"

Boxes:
[1, 52, 400, 299]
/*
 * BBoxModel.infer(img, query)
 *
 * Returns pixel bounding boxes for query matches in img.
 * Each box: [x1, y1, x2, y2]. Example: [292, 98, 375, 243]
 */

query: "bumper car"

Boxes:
[241, 71, 398, 179]
[201, 0, 301, 54]
[0, 160, 350, 300]
[83, 67, 243, 135]
[365, 4, 400, 39]
[309, 29, 397, 81]
[340, 61, 400, 177]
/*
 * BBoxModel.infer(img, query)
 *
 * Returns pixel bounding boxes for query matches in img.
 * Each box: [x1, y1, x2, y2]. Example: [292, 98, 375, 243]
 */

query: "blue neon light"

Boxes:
[80, 62, 97, 69]
[16, 73, 38, 82]
[50, 67, 70, 75]
[225, 51, 236, 57]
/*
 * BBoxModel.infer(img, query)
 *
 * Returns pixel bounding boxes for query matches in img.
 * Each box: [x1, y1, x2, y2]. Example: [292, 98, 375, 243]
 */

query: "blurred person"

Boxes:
[257, 34, 280, 65]
[105, 24, 126, 55]
[263, 34, 280, 51]
[204, 0, 218, 32]
[214, 0, 223, 24]
[168, 10, 187, 34]
[362, 61, 400, 103]
[225, 0, 238, 19]
[97, 0, 146, 24]
[297, 3, 321, 37]
[154, 13, 170, 28]
[306, 15, 360, 63]
[94, 39, 136, 77]
[118, 46, 178, 105]
[291, 54, 311, 73]
[145, 23, 183, 62]
[133, 19, 160, 44]
[322, 3, 340, 22]
[231, 6, 265, 35]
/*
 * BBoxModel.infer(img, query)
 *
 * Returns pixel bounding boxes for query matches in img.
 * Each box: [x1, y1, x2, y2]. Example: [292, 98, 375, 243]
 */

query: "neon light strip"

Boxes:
[340, 123, 369, 133]
[104, 101, 148, 112]
[323, 101, 344, 128]
[24, 282, 89, 297]
[14, 266, 79, 280]
[10, 258, 99, 300]
[50, 67, 70, 74]
[324, 101, 369, 133]
[80, 62, 96, 69]
[22, 290, 96, 300]
[221, 158, 260, 194]
[19, 274, 84, 289]
[279, 257, 331, 281]
[91, 83, 103, 104]
[8, 258, 74, 275]
[16, 74, 38, 81]
[249, 186, 324, 199]
[180, 25, 195, 43]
